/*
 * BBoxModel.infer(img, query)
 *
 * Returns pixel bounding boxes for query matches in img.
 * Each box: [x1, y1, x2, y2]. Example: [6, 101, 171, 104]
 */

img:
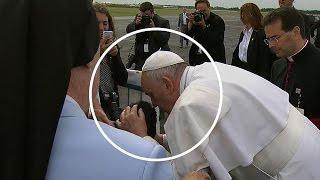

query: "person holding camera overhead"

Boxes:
[93, 3, 128, 123]
[188, 0, 226, 65]
[126, 2, 170, 70]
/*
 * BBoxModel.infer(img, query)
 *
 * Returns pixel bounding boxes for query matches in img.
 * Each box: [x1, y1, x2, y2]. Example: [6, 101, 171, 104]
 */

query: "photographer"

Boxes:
[93, 3, 128, 122]
[126, 2, 170, 70]
[188, 0, 226, 65]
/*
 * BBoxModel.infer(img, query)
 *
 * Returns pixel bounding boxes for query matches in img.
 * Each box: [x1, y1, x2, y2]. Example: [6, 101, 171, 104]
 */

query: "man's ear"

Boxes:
[292, 26, 301, 38]
[161, 76, 174, 93]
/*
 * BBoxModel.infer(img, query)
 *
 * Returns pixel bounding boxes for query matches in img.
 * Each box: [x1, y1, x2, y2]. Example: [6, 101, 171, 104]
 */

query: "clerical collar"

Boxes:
[287, 40, 308, 62]
[180, 66, 191, 95]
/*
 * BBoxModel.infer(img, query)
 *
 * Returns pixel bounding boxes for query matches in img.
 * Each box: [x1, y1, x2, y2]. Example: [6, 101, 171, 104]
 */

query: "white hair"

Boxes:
[143, 62, 187, 81]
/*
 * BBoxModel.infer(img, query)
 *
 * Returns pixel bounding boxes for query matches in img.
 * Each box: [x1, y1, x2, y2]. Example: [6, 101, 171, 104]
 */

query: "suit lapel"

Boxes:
[247, 30, 257, 64]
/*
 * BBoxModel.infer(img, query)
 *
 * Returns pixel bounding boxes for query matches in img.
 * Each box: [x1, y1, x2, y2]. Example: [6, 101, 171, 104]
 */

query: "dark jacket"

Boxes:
[311, 20, 320, 48]
[188, 12, 226, 65]
[99, 50, 128, 119]
[271, 42, 320, 119]
[232, 29, 277, 80]
[299, 10, 311, 40]
[126, 14, 170, 70]
[0, 1, 99, 180]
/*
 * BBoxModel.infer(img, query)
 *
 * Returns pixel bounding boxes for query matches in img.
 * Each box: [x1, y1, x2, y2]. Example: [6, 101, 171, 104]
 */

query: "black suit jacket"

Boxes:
[126, 14, 170, 70]
[271, 43, 320, 118]
[0, 1, 99, 179]
[188, 12, 226, 65]
[232, 29, 277, 80]
[299, 10, 311, 40]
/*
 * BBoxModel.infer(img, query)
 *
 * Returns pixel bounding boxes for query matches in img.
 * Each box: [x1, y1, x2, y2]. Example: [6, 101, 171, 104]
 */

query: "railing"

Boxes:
[120, 69, 143, 105]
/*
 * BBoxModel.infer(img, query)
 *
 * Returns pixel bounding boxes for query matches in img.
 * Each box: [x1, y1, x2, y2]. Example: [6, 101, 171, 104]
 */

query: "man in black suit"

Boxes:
[126, 2, 170, 70]
[177, 7, 189, 48]
[0, 0, 99, 179]
[187, 0, 226, 65]
[264, 7, 320, 127]
[278, 0, 311, 40]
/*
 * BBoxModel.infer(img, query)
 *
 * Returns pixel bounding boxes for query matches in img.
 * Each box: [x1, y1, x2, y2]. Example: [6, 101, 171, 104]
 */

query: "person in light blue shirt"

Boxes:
[45, 49, 173, 180]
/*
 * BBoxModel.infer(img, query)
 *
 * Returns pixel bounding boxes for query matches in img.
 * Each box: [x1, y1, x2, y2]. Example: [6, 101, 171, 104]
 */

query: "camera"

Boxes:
[192, 11, 205, 22]
[102, 30, 113, 40]
[141, 15, 151, 27]
[102, 91, 121, 121]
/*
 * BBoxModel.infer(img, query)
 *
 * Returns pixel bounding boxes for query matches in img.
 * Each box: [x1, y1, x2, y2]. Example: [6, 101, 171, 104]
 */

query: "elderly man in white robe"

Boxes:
[118, 51, 320, 180]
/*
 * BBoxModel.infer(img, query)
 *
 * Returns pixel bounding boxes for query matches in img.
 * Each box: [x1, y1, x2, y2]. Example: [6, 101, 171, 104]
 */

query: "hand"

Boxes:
[154, 133, 164, 145]
[116, 105, 148, 137]
[106, 39, 118, 57]
[100, 38, 118, 57]
[99, 38, 108, 55]
[135, 14, 142, 25]
[94, 108, 115, 127]
[149, 19, 155, 27]
[195, 18, 206, 29]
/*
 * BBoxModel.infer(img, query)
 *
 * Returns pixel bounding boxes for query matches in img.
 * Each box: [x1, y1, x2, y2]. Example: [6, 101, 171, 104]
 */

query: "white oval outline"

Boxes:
[89, 27, 223, 162]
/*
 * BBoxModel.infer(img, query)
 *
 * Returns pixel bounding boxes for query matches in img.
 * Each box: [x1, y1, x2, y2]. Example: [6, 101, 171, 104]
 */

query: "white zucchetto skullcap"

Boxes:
[142, 51, 185, 72]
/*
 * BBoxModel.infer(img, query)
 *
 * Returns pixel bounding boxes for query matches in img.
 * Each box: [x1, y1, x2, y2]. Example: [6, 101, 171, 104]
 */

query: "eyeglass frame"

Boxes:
[264, 31, 291, 46]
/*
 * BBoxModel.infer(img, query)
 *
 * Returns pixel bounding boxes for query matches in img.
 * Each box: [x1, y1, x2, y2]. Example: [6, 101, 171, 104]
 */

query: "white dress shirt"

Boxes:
[182, 13, 187, 25]
[238, 28, 253, 62]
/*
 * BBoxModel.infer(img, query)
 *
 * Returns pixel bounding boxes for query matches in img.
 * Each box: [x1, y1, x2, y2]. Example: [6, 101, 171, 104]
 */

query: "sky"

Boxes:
[96, 0, 320, 11]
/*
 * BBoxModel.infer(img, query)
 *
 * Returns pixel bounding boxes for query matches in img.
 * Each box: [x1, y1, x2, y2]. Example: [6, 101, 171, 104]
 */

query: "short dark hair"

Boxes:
[130, 101, 157, 138]
[139, 2, 154, 12]
[263, 7, 305, 38]
[195, 0, 210, 8]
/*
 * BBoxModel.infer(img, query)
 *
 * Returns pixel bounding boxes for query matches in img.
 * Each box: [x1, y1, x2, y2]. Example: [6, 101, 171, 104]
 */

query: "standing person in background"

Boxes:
[126, 1, 170, 70]
[264, 7, 320, 127]
[278, 0, 311, 40]
[93, 3, 128, 122]
[232, 3, 276, 80]
[178, 7, 189, 48]
[187, 0, 226, 65]
[311, 19, 320, 48]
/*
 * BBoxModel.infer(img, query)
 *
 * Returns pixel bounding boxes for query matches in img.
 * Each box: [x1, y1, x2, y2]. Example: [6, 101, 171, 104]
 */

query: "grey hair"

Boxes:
[143, 62, 187, 81]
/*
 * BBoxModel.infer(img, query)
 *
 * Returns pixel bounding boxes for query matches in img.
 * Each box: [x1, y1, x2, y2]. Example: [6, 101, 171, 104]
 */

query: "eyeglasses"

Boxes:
[264, 31, 289, 46]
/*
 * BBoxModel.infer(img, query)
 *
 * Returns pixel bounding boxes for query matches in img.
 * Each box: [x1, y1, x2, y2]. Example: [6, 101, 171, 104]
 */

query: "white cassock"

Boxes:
[164, 62, 320, 180]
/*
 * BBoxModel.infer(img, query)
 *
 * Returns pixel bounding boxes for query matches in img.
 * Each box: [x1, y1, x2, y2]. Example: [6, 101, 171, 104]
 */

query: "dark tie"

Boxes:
[284, 60, 294, 91]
